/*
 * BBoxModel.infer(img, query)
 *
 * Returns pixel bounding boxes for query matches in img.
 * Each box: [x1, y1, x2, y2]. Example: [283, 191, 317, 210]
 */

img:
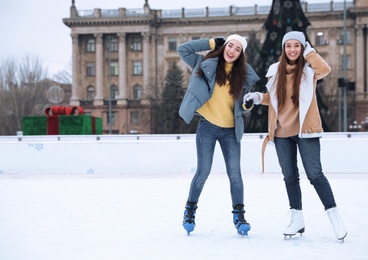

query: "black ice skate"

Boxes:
[182, 202, 197, 236]
[232, 204, 251, 237]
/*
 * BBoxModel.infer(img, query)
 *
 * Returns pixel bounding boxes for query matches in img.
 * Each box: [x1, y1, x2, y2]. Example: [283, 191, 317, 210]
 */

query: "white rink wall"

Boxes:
[0, 132, 367, 175]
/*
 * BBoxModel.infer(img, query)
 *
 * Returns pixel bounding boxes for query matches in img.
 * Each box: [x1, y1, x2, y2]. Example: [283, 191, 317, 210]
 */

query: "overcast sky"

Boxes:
[0, 0, 334, 78]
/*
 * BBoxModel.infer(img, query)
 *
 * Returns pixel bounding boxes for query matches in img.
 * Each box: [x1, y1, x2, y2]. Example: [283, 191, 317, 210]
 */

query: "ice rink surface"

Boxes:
[0, 172, 367, 260]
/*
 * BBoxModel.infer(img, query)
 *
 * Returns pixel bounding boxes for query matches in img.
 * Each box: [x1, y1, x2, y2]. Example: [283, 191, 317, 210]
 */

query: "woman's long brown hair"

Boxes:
[197, 45, 247, 100]
[276, 45, 305, 109]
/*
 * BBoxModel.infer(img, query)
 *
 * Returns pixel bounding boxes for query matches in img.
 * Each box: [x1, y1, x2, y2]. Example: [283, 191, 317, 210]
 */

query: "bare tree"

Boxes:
[53, 60, 72, 84]
[0, 56, 50, 135]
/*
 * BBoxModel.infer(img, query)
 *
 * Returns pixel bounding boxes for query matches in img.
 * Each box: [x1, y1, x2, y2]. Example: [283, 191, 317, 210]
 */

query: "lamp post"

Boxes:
[362, 116, 368, 131]
[343, 0, 347, 132]
[107, 35, 112, 134]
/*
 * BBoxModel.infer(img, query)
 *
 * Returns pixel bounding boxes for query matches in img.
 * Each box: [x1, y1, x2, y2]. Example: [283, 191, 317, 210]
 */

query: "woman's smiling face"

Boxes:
[284, 39, 302, 64]
[223, 39, 242, 64]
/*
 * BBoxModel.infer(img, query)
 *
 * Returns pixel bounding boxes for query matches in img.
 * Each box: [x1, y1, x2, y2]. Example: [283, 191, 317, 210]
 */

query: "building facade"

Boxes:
[63, 0, 368, 133]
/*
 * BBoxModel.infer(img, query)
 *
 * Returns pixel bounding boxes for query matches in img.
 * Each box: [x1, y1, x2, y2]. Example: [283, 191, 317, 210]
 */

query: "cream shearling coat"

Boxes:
[260, 50, 331, 172]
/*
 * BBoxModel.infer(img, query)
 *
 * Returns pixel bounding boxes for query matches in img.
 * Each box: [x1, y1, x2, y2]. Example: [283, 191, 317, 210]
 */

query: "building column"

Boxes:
[70, 33, 80, 105]
[117, 32, 127, 105]
[355, 26, 365, 95]
[142, 32, 151, 104]
[364, 25, 368, 94]
[179, 34, 189, 44]
[94, 33, 104, 106]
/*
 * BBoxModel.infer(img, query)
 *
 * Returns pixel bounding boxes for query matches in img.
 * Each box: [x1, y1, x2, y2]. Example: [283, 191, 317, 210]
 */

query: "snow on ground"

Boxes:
[0, 172, 367, 260]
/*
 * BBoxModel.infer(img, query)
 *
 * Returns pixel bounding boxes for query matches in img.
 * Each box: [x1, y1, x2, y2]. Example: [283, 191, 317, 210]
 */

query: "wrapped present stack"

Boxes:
[22, 106, 102, 135]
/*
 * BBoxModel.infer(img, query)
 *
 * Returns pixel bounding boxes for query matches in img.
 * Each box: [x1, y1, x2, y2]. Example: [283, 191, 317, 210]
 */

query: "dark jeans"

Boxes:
[187, 117, 244, 207]
[274, 136, 336, 210]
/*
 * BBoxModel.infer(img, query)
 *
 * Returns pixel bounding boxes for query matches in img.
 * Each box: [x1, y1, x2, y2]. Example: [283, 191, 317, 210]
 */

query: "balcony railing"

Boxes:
[76, 1, 353, 19]
[103, 99, 117, 106]
[80, 100, 93, 106]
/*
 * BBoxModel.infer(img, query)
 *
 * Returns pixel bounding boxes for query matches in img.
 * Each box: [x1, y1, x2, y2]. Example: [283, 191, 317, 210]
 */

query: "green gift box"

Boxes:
[22, 115, 102, 135]
[22, 116, 47, 135]
[59, 115, 102, 135]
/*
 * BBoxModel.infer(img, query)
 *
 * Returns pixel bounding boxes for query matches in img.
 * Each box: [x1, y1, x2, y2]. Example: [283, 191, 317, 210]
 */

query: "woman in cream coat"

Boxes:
[244, 31, 347, 241]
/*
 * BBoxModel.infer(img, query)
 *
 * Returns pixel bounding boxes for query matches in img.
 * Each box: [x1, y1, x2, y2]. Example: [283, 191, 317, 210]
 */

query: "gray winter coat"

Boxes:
[177, 38, 260, 142]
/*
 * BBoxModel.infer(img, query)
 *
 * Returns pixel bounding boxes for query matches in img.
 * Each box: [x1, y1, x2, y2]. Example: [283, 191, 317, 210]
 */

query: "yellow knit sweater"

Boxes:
[197, 63, 235, 128]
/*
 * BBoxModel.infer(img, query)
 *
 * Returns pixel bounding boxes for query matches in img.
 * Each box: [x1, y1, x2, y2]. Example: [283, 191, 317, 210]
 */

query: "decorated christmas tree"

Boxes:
[257, 0, 310, 79]
[246, 0, 329, 132]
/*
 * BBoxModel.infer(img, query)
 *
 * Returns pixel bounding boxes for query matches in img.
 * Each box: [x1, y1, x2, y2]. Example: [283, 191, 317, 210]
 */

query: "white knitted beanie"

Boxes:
[224, 34, 247, 52]
[282, 31, 306, 49]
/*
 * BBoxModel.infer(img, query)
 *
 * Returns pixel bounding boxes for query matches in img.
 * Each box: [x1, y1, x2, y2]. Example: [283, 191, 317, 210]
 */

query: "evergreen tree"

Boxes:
[243, 31, 262, 132]
[245, 31, 261, 71]
[256, 0, 310, 81]
[248, 0, 329, 132]
[153, 63, 196, 134]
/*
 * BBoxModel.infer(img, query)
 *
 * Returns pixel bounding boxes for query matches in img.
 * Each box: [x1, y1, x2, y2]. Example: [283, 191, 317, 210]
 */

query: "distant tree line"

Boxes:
[0, 56, 71, 135]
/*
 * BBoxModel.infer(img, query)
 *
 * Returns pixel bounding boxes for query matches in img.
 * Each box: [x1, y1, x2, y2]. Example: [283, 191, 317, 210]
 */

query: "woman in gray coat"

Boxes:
[177, 35, 259, 236]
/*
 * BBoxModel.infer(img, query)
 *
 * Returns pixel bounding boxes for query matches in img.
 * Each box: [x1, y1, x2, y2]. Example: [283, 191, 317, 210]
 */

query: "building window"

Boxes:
[86, 38, 95, 52]
[168, 37, 177, 51]
[337, 30, 351, 45]
[86, 62, 95, 76]
[192, 36, 200, 40]
[87, 85, 95, 101]
[132, 36, 142, 51]
[133, 61, 142, 75]
[110, 85, 118, 100]
[130, 111, 139, 125]
[133, 85, 142, 100]
[168, 61, 177, 69]
[107, 36, 118, 52]
[110, 61, 118, 76]
[339, 55, 351, 70]
[315, 32, 328, 46]
[107, 111, 116, 125]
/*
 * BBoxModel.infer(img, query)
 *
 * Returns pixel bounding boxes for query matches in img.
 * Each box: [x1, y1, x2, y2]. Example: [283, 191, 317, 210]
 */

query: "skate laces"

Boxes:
[232, 207, 248, 226]
[183, 204, 197, 223]
[287, 209, 300, 227]
[327, 207, 347, 240]
[328, 208, 342, 229]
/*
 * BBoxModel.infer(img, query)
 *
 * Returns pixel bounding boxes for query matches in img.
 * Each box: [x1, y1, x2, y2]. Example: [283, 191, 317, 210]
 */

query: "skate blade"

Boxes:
[284, 228, 305, 239]
[238, 231, 249, 237]
[337, 232, 347, 242]
[183, 222, 195, 236]
[237, 224, 250, 237]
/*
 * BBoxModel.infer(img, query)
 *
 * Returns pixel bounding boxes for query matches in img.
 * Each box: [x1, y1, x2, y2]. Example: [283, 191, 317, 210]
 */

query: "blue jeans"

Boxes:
[187, 117, 244, 207]
[274, 136, 336, 210]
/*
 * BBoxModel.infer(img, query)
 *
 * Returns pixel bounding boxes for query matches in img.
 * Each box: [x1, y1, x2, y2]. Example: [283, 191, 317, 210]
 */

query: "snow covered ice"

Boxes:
[0, 172, 367, 260]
